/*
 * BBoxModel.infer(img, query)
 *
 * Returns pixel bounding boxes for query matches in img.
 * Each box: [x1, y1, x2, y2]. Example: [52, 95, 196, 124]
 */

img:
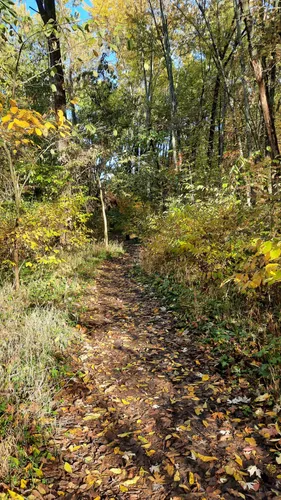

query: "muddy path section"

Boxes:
[42, 250, 281, 500]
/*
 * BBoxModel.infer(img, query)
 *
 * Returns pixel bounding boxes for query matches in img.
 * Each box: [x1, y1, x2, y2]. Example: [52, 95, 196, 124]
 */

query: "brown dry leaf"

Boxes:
[164, 463, 175, 477]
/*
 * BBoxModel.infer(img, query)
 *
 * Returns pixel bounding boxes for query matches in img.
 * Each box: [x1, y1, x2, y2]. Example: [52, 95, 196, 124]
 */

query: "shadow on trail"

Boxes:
[43, 249, 280, 499]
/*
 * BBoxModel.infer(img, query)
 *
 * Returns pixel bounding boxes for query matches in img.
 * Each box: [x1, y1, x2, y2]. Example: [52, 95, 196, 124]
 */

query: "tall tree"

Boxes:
[35, 0, 67, 113]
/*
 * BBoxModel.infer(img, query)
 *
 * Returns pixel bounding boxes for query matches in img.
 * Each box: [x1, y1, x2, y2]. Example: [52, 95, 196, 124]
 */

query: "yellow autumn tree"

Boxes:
[0, 98, 71, 288]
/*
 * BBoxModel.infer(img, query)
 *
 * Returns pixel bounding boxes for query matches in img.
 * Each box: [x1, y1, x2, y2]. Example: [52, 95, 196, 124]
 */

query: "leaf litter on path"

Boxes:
[10, 250, 281, 499]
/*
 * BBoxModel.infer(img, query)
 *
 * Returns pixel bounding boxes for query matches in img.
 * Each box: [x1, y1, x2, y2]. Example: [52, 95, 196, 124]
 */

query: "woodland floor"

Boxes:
[41, 247, 281, 500]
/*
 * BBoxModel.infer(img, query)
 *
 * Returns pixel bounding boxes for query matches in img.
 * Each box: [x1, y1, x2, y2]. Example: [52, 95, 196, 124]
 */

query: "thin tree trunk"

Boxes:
[98, 177, 109, 249]
[218, 86, 227, 168]
[148, 0, 180, 169]
[207, 73, 220, 168]
[3, 141, 21, 290]
[68, 67, 77, 125]
[252, 59, 279, 159]
[240, 0, 279, 159]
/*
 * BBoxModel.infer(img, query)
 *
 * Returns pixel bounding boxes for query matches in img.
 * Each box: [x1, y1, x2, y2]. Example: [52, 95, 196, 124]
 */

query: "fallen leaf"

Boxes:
[192, 450, 218, 462]
[189, 471, 195, 485]
[255, 393, 270, 402]
[245, 437, 257, 447]
[164, 463, 174, 477]
[122, 476, 140, 487]
[235, 454, 243, 467]
[120, 485, 128, 492]
[64, 462, 73, 473]
[248, 465, 261, 478]
[8, 492, 24, 500]
[110, 468, 122, 475]
[174, 470, 180, 481]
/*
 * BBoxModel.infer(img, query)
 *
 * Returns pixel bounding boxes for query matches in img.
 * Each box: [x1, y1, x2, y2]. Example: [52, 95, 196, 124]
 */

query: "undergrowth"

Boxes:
[138, 199, 281, 393]
[0, 241, 123, 483]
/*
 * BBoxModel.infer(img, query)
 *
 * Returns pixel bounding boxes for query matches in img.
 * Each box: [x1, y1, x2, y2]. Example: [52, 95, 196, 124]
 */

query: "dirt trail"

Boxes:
[42, 250, 281, 499]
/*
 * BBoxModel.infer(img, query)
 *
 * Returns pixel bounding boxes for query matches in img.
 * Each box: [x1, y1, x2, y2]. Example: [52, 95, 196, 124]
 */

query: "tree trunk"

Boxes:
[68, 67, 77, 125]
[240, 0, 279, 159]
[98, 177, 109, 249]
[159, 0, 179, 169]
[3, 141, 21, 290]
[148, 0, 180, 169]
[36, 0, 67, 114]
[252, 58, 279, 159]
[207, 73, 220, 168]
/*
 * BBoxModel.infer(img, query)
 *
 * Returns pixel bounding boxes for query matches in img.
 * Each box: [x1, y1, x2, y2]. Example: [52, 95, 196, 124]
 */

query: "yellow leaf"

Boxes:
[164, 463, 174, 477]
[235, 454, 243, 467]
[94, 497, 101, 500]
[64, 462, 72, 473]
[165, 434, 172, 440]
[142, 443, 151, 449]
[34, 468, 43, 478]
[179, 483, 189, 491]
[146, 449, 155, 456]
[255, 393, 270, 402]
[189, 471, 194, 485]
[110, 468, 122, 474]
[10, 106, 18, 114]
[8, 491, 24, 500]
[86, 474, 96, 486]
[202, 374, 209, 381]
[195, 407, 203, 416]
[202, 420, 209, 427]
[120, 485, 128, 492]
[174, 470, 180, 481]
[35, 127, 43, 136]
[121, 399, 130, 405]
[2, 114, 11, 123]
[193, 451, 218, 462]
[245, 437, 257, 446]
[45, 121, 56, 130]
[83, 413, 101, 420]
[122, 476, 140, 487]
[138, 435, 148, 444]
[20, 479, 27, 489]
[14, 118, 30, 128]
[69, 445, 81, 452]
[10, 99, 17, 107]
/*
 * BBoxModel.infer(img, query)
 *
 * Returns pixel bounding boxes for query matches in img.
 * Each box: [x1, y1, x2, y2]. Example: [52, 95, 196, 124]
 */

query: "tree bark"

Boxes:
[148, 0, 180, 169]
[2, 141, 21, 290]
[98, 176, 109, 249]
[207, 73, 220, 168]
[35, 0, 67, 114]
[240, 0, 279, 159]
